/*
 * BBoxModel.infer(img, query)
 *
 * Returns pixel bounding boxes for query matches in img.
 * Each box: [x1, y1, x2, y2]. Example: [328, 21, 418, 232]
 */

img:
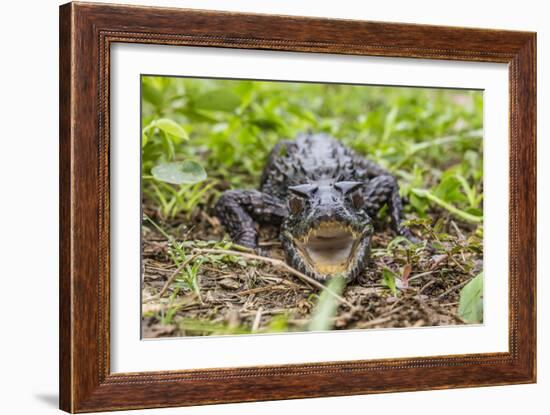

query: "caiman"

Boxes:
[215, 133, 418, 282]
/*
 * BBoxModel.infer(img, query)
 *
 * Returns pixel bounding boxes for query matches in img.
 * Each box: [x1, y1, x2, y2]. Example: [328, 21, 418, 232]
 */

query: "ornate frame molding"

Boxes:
[60, 2, 536, 412]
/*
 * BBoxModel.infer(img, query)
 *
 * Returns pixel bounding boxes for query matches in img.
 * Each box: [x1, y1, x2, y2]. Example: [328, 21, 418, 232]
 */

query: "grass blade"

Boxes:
[308, 277, 346, 332]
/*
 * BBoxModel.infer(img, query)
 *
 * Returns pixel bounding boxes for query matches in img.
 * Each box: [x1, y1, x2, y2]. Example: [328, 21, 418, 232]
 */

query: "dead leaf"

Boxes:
[219, 278, 241, 290]
[430, 254, 448, 270]
[401, 264, 412, 288]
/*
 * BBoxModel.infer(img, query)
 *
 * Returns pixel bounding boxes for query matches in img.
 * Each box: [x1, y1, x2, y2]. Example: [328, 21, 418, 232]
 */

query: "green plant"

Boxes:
[144, 179, 216, 219]
[381, 268, 399, 296]
[458, 272, 484, 323]
[175, 259, 204, 303]
[308, 277, 346, 331]
[159, 288, 181, 325]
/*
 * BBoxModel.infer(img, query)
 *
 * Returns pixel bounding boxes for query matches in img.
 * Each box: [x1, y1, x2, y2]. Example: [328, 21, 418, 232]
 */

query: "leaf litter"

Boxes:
[141, 201, 483, 338]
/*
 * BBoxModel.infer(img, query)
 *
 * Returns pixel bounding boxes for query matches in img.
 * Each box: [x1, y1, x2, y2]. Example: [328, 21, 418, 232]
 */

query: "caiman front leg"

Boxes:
[363, 175, 420, 243]
[214, 190, 288, 249]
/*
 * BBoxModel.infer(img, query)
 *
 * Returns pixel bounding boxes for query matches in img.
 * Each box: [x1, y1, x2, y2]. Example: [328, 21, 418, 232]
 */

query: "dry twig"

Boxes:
[437, 277, 472, 300]
[145, 253, 200, 301]
[192, 248, 355, 309]
[252, 307, 263, 332]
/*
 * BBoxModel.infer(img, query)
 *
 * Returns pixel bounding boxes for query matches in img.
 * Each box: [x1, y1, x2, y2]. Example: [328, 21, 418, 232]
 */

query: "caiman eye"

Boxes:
[288, 184, 317, 214]
[334, 181, 363, 194]
[289, 184, 318, 197]
[351, 191, 364, 210]
[335, 181, 365, 210]
[288, 196, 305, 215]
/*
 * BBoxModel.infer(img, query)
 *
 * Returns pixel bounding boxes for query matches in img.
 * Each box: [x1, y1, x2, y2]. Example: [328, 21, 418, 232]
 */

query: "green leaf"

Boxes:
[308, 277, 346, 332]
[434, 175, 466, 204]
[151, 161, 207, 185]
[153, 118, 189, 140]
[193, 90, 241, 112]
[387, 236, 415, 251]
[382, 269, 398, 296]
[382, 106, 399, 141]
[411, 188, 483, 223]
[268, 315, 289, 333]
[458, 273, 483, 323]
[141, 77, 165, 109]
[141, 131, 148, 147]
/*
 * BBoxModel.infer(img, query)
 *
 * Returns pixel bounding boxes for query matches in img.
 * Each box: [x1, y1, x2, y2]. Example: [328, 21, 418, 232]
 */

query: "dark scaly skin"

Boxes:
[215, 133, 418, 282]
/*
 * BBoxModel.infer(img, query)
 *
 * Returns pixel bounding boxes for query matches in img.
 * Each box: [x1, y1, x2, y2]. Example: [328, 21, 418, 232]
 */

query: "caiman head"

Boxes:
[281, 181, 373, 282]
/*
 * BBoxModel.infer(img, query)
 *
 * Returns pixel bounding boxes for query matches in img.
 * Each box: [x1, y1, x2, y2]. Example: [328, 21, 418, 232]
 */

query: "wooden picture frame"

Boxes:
[59, 2, 536, 412]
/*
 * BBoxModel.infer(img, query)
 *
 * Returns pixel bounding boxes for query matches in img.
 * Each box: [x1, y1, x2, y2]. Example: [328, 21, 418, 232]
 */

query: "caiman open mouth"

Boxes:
[294, 221, 362, 275]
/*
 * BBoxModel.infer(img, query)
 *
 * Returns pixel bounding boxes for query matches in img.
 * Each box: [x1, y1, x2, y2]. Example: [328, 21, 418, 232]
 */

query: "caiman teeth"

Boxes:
[295, 221, 361, 245]
[303, 222, 358, 238]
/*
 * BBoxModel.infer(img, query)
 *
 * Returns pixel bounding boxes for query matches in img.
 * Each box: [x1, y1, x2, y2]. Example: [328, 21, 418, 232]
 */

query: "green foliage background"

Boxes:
[141, 76, 483, 222]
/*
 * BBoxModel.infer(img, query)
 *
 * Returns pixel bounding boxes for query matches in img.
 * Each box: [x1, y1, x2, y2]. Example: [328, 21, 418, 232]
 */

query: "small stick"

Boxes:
[419, 279, 438, 294]
[356, 315, 394, 328]
[146, 253, 200, 301]
[447, 252, 466, 272]
[142, 296, 198, 314]
[237, 285, 289, 296]
[408, 270, 437, 282]
[437, 278, 473, 300]
[193, 248, 354, 309]
[240, 308, 291, 317]
[144, 265, 176, 273]
[388, 298, 403, 311]
[252, 307, 263, 332]
[450, 220, 466, 241]
[378, 305, 406, 318]
[258, 241, 282, 247]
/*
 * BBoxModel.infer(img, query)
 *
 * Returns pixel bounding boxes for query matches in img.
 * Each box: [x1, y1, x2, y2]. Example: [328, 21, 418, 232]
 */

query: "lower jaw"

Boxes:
[312, 264, 349, 275]
[295, 249, 354, 277]
[293, 252, 358, 281]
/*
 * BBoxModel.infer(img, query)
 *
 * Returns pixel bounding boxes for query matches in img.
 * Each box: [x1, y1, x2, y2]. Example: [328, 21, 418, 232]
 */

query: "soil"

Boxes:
[141, 203, 482, 338]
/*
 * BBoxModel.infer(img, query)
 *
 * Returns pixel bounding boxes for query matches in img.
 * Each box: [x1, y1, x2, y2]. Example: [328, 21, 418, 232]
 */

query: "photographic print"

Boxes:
[141, 76, 484, 338]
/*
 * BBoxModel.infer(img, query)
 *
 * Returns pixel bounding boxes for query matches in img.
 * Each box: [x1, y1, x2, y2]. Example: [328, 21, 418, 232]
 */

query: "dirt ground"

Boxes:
[141, 204, 482, 338]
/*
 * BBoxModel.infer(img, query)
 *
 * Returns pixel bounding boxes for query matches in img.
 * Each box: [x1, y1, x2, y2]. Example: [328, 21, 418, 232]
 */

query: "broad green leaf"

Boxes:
[409, 193, 428, 216]
[251, 116, 284, 131]
[466, 207, 483, 216]
[153, 118, 189, 140]
[382, 269, 398, 296]
[434, 175, 466, 204]
[458, 273, 483, 323]
[308, 277, 346, 332]
[193, 89, 241, 112]
[151, 161, 207, 185]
